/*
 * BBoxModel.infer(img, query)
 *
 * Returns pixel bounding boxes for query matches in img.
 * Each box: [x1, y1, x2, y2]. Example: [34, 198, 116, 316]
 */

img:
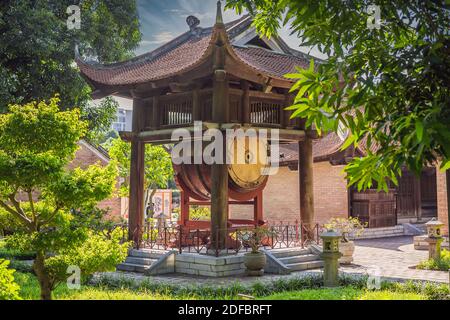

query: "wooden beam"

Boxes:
[132, 125, 306, 143]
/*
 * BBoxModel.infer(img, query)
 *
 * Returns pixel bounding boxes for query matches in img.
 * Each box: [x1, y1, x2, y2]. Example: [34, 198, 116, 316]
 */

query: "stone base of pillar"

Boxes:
[321, 251, 342, 287]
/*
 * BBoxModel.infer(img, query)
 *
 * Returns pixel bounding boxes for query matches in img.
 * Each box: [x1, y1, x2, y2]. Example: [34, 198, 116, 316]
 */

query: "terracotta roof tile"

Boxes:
[77, 15, 311, 87]
[233, 46, 310, 78]
[278, 132, 346, 164]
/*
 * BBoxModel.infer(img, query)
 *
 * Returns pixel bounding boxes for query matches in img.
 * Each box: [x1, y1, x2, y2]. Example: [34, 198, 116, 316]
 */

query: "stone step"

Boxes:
[279, 254, 319, 265]
[286, 260, 324, 271]
[128, 249, 166, 259]
[116, 262, 151, 273]
[270, 248, 311, 258]
[125, 256, 157, 266]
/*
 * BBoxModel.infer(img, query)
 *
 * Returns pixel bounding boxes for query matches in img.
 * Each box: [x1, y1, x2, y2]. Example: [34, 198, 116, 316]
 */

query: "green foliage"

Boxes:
[0, 98, 119, 299]
[226, 0, 450, 190]
[189, 205, 211, 221]
[417, 249, 450, 271]
[11, 271, 450, 300]
[262, 287, 426, 300]
[0, 0, 141, 113]
[323, 217, 366, 242]
[0, 259, 21, 300]
[81, 97, 119, 145]
[106, 138, 174, 216]
[386, 280, 450, 300]
[0, 209, 25, 236]
[45, 232, 129, 285]
[0, 239, 35, 261]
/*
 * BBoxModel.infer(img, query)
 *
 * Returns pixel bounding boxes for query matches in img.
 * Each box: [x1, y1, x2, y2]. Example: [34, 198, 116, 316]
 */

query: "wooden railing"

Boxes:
[250, 101, 282, 125]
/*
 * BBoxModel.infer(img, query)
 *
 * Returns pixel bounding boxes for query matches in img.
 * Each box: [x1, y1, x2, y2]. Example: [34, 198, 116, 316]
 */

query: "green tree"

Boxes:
[226, 1, 450, 191]
[81, 97, 119, 145]
[107, 138, 174, 219]
[0, 97, 120, 300]
[0, 0, 141, 130]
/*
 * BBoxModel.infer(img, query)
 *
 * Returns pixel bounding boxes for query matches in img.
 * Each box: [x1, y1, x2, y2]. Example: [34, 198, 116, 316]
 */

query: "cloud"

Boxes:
[142, 31, 175, 45]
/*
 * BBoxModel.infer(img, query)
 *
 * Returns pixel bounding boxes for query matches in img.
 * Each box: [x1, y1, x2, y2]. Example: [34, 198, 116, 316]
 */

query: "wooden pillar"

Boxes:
[192, 88, 201, 121]
[152, 96, 160, 129]
[210, 45, 229, 251]
[282, 93, 293, 128]
[414, 175, 422, 222]
[179, 191, 189, 226]
[128, 98, 146, 247]
[253, 192, 263, 224]
[241, 80, 250, 124]
[298, 131, 315, 236]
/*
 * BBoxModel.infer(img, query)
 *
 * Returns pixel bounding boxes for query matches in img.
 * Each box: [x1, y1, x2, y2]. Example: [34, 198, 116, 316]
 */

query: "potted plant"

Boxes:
[323, 217, 366, 264]
[241, 227, 273, 276]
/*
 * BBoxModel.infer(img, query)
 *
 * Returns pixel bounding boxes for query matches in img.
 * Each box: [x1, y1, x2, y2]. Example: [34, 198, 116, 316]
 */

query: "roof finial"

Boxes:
[215, 0, 224, 25]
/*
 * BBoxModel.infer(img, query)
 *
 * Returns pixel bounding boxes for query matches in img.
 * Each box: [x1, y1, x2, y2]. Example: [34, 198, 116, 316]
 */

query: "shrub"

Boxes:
[0, 259, 21, 300]
[417, 249, 450, 271]
[45, 232, 130, 285]
[323, 217, 366, 241]
[0, 238, 36, 261]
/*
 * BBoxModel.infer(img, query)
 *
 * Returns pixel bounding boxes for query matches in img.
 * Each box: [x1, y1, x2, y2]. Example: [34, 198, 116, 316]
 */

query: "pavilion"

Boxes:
[76, 2, 319, 252]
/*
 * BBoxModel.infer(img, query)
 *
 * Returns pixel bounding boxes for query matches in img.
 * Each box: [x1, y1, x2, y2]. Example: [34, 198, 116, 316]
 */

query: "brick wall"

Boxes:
[436, 166, 448, 236]
[230, 163, 349, 226]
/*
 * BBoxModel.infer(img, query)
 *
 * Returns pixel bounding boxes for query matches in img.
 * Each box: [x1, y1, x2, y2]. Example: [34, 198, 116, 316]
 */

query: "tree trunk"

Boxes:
[33, 252, 52, 300]
[144, 188, 157, 220]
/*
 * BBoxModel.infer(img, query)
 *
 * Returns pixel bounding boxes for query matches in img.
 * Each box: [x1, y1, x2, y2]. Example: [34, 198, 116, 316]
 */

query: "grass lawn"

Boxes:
[15, 272, 196, 300]
[13, 272, 433, 300]
[262, 287, 426, 300]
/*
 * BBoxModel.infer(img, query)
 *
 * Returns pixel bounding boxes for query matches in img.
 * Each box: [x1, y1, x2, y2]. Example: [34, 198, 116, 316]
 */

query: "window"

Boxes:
[112, 109, 126, 131]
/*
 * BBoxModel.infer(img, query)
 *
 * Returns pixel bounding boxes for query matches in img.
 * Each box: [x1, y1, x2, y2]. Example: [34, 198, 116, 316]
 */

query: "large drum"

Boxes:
[173, 136, 270, 201]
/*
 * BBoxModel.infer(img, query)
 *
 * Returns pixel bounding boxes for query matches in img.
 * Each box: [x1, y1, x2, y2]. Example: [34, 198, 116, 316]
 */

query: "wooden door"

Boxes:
[396, 171, 416, 218]
[350, 188, 397, 228]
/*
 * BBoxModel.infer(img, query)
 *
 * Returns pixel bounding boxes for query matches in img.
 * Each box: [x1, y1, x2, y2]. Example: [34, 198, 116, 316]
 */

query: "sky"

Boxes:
[135, 0, 326, 59]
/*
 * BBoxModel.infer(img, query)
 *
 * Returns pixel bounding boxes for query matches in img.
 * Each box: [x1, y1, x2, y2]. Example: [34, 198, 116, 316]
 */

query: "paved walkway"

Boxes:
[95, 236, 449, 287]
[341, 236, 448, 283]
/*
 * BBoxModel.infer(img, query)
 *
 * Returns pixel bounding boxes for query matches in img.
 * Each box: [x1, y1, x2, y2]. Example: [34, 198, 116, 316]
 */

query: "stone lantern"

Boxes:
[425, 219, 444, 261]
[320, 230, 342, 287]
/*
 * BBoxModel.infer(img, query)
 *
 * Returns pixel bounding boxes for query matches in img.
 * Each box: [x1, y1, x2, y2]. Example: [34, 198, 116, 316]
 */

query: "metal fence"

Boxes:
[116, 221, 322, 257]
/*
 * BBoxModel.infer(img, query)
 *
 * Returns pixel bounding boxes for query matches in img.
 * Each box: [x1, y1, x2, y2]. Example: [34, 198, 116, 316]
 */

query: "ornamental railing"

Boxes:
[114, 220, 322, 257]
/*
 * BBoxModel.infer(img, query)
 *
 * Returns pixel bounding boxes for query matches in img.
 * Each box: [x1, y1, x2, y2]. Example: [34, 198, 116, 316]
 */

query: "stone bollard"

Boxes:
[320, 230, 342, 287]
[425, 219, 444, 262]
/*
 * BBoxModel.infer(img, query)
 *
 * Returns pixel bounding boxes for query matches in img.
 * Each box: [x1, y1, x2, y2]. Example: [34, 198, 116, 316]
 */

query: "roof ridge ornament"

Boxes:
[216, 0, 224, 25]
[186, 15, 200, 31]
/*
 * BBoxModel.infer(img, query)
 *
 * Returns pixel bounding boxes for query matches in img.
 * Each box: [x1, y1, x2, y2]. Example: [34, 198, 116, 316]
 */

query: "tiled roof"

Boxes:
[77, 15, 312, 87]
[279, 132, 348, 164]
[279, 131, 372, 165]
[233, 46, 310, 78]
